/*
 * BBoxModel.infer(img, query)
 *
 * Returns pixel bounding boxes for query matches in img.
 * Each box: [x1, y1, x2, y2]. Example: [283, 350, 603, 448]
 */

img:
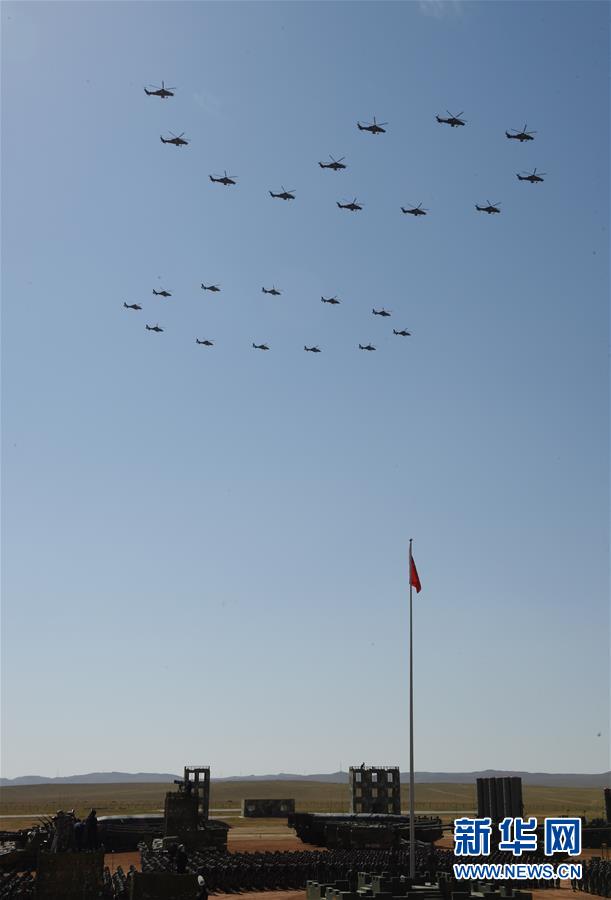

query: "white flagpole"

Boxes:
[409, 538, 416, 879]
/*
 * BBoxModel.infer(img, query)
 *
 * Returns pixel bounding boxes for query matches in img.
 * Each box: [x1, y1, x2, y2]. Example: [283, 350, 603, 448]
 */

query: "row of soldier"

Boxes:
[574, 859, 611, 897]
[139, 843, 443, 891]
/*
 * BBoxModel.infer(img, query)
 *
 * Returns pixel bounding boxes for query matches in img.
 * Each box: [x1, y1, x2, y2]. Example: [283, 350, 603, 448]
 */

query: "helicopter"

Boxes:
[321, 296, 341, 305]
[160, 132, 189, 146]
[393, 329, 412, 336]
[372, 308, 391, 317]
[269, 186, 295, 200]
[262, 286, 281, 295]
[357, 117, 387, 134]
[196, 338, 214, 346]
[146, 324, 164, 332]
[436, 110, 466, 127]
[337, 198, 362, 211]
[517, 168, 546, 183]
[359, 343, 376, 351]
[123, 302, 142, 310]
[401, 203, 428, 216]
[304, 345, 322, 353]
[153, 289, 171, 297]
[210, 171, 237, 186]
[201, 284, 221, 292]
[252, 342, 270, 351]
[319, 155, 347, 171]
[144, 81, 175, 99]
[475, 201, 501, 214]
[506, 124, 536, 142]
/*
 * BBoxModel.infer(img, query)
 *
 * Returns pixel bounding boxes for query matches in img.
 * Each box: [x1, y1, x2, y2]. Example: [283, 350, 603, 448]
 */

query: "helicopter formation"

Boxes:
[147, 88, 546, 215]
[133, 84, 546, 354]
[131, 281, 414, 350]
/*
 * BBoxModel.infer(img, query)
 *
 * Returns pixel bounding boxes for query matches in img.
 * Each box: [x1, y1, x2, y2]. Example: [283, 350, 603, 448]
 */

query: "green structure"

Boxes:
[350, 765, 402, 815]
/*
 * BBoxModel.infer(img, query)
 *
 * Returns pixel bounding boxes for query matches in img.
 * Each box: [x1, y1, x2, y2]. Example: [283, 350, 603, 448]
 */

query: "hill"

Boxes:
[1, 769, 608, 788]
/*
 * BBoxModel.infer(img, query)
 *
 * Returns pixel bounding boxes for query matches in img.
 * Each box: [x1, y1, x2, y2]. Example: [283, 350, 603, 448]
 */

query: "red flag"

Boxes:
[410, 554, 421, 593]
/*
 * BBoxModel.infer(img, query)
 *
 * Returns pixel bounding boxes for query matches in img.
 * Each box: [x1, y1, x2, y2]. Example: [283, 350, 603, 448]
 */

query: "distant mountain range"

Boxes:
[1, 769, 609, 788]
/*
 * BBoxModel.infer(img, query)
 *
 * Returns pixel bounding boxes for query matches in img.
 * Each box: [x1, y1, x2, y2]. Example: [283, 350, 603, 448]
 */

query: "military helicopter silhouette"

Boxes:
[337, 198, 363, 211]
[393, 329, 412, 336]
[262, 286, 281, 295]
[372, 308, 391, 317]
[321, 296, 341, 305]
[144, 81, 175, 99]
[210, 171, 237, 186]
[252, 342, 270, 350]
[319, 155, 347, 171]
[436, 110, 466, 127]
[304, 346, 322, 353]
[196, 339, 214, 346]
[506, 123, 536, 142]
[401, 203, 428, 216]
[146, 324, 164, 332]
[475, 200, 502, 214]
[517, 169, 546, 183]
[152, 289, 171, 297]
[160, 132, 189, 146]
[123, 302, 142, 310]
[358, 343, 376, 351]
[357, 116, 387, 134]
[269, 186, 295, 200]
[201, 284, 221, 292]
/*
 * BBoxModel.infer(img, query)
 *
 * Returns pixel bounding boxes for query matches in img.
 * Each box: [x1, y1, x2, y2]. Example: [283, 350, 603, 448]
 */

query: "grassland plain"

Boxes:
[0, 781, 605, 832]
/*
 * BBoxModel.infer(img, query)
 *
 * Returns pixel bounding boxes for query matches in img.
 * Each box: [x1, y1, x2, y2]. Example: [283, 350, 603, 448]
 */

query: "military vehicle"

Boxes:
[287, 812, 443, 848]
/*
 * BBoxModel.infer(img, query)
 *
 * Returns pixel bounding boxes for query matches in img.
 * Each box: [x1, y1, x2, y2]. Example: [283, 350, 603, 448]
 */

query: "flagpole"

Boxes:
[409, 538, 415, 879]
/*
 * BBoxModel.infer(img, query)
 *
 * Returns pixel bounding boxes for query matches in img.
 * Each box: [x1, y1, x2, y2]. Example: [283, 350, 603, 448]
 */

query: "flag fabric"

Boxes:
[409, 553, 421, 593]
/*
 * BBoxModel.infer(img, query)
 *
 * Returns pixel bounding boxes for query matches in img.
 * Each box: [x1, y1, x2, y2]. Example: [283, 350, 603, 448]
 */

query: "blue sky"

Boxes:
[1, 1, 608, 780]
